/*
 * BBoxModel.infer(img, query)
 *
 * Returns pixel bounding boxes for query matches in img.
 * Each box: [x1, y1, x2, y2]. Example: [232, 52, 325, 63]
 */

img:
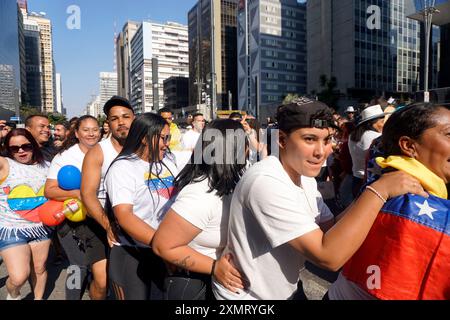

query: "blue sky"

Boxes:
[28, 0, 197, 117]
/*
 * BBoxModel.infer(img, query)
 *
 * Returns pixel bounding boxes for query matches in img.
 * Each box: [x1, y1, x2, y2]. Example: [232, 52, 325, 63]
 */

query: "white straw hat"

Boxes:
[358, 104, 385, 126]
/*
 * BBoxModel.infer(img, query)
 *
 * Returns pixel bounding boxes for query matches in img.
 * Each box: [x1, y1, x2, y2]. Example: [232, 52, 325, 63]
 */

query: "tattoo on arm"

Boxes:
[172, 256, 195, 270]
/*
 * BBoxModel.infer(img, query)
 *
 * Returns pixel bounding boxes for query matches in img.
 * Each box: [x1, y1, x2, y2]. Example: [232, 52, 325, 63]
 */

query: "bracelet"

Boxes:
[366, 185, 387, 204]
[210, 260, 217, 277]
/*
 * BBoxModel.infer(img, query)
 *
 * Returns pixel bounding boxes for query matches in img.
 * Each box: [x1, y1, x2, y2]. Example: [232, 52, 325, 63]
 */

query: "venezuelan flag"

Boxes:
[144, 171, 175, 199]
[343, 156, 450, 300]
[7, 185, 47, 223]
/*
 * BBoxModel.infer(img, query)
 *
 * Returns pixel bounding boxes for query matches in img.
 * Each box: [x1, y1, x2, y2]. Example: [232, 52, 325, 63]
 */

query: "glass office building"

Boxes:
[354, 0, 421, 94]
[188, 0, 238, 109]
[308, 0, 427, 98]
[0, 0, 25, 114]
[23, 18, 42, 109]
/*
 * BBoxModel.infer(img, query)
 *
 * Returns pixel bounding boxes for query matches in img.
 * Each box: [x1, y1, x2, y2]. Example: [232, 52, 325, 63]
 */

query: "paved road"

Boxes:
[0, 249, 334, 300]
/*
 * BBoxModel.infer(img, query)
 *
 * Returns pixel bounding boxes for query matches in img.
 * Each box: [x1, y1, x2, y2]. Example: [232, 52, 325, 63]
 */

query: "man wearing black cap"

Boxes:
[80, 96, 135, 299]
[212, 96, 425, 300]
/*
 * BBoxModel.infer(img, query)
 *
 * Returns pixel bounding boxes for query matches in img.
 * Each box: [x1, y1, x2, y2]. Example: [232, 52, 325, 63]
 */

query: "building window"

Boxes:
[266, 84, 279, 90]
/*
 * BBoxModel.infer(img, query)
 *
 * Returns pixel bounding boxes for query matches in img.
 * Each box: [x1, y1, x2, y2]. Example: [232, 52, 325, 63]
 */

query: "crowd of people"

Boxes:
[0, 94, 448, 300]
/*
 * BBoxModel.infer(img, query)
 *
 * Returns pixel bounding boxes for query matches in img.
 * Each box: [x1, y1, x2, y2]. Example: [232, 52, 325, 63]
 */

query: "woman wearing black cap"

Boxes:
[212, 97, 427, 300]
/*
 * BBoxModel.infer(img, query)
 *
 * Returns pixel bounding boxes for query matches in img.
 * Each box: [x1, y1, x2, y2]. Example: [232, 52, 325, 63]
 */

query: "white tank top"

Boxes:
[0, 158, 50, 240]
[98, 138, 119, 207]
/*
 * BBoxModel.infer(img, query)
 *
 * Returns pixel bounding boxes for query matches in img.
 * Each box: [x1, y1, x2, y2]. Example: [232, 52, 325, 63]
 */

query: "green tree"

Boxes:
[282, 93, 300, 104]
[19, 104, 39, 121]
[48, 112, 67, 125]
[97, 114, 106, 125]
[317, 75, 340, 109]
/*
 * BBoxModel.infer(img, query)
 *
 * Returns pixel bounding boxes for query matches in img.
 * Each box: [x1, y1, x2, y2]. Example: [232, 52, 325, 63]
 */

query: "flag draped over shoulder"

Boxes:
[343, 156, 450, 300]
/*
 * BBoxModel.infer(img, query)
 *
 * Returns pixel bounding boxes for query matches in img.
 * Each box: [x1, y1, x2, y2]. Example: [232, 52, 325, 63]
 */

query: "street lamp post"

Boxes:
[422, 0, 438, 103]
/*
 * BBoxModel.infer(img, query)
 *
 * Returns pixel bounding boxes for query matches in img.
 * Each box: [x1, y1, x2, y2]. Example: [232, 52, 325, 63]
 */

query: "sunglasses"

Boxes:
[160, 134, 172, 145]
[8, 143, 33, 154]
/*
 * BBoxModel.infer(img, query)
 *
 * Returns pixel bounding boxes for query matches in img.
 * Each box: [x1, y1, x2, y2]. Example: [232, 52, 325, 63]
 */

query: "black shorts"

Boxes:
[109, 245, 166, 300]
[57, 217, 109, 266]
[84, 218, 109, 265]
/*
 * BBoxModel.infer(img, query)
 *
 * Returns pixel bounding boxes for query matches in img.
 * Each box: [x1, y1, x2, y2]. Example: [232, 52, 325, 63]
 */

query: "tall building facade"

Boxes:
[407, 0, 450, 91]
[0, 65, 17, 114]
[23, 15, 42, 109]
[99, 72, 118, 114]
[0, 0, 25, 115]
[188, 0, 238, 110]
[237, 0, 307, 116]
[84, 95, 102, 118]
[308, 0, 422, 99]
[55, 73, 63, 114]
[27, 13, 55, 113]
[116, 21, 140, 99]
[440, 23, 450, 88]
[130, 21, 189, 113]
[163, 76, 189, 111]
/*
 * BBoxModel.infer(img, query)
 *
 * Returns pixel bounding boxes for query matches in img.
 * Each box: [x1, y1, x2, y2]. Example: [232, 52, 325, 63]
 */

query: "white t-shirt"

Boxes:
[97, 138, 119, 207]
[212, 156, 334, 300]
[181, 130, 201, 150]
[328, 273, 377, 300]
[348, 130, 381, 179]
[170, 178, 231, 260]
[47, 144, 85, 180]
[105, 155, 178, 247]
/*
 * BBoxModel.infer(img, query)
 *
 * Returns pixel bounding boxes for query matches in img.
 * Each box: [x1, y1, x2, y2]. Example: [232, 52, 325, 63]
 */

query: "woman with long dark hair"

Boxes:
[152, 119, 247, 300]
[0, 129, 51, 300]
[44, 115, 105, 300]
[104, 113, 178, 300]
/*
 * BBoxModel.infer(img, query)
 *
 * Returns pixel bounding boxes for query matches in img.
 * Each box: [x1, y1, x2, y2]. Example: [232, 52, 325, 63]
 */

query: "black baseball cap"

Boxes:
[276, 97, 335, 132]
[103, 96, 134, 116]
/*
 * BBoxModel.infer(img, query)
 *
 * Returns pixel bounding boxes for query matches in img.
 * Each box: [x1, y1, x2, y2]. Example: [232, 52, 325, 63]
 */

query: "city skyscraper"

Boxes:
[407, 0, 450, 95]
[0, 0, 25, 116]
[440, 23, 450, 87]
[129, 21, 189, 113]
[237, 0, 307, 117]
[188, 0, 238, 110]
[116, 21, 140, 99]
[27, 12, 55, 113]
[17, 0, 27, 11]
[0, 65, 17, 114]
[307, 0, 422, 100]
[99, 72, 118, 114]
[163, 76, 189, 112]
[84, 95, 102, 118]
[23, 15, 42, 109]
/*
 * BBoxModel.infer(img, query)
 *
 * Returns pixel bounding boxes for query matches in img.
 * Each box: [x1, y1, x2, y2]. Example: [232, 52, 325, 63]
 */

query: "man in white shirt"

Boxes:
[181, 113, 205, 151]
[80, 96, 135, 299]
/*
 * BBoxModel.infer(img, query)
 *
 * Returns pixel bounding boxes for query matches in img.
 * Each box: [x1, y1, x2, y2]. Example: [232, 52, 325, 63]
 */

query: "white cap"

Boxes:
[345, 106, 355, 113]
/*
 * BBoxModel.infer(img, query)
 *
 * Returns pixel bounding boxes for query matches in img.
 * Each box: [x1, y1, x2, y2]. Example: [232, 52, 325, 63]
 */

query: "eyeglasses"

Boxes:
[160, 134, 172, 145]
[8, 143, 33, 154]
